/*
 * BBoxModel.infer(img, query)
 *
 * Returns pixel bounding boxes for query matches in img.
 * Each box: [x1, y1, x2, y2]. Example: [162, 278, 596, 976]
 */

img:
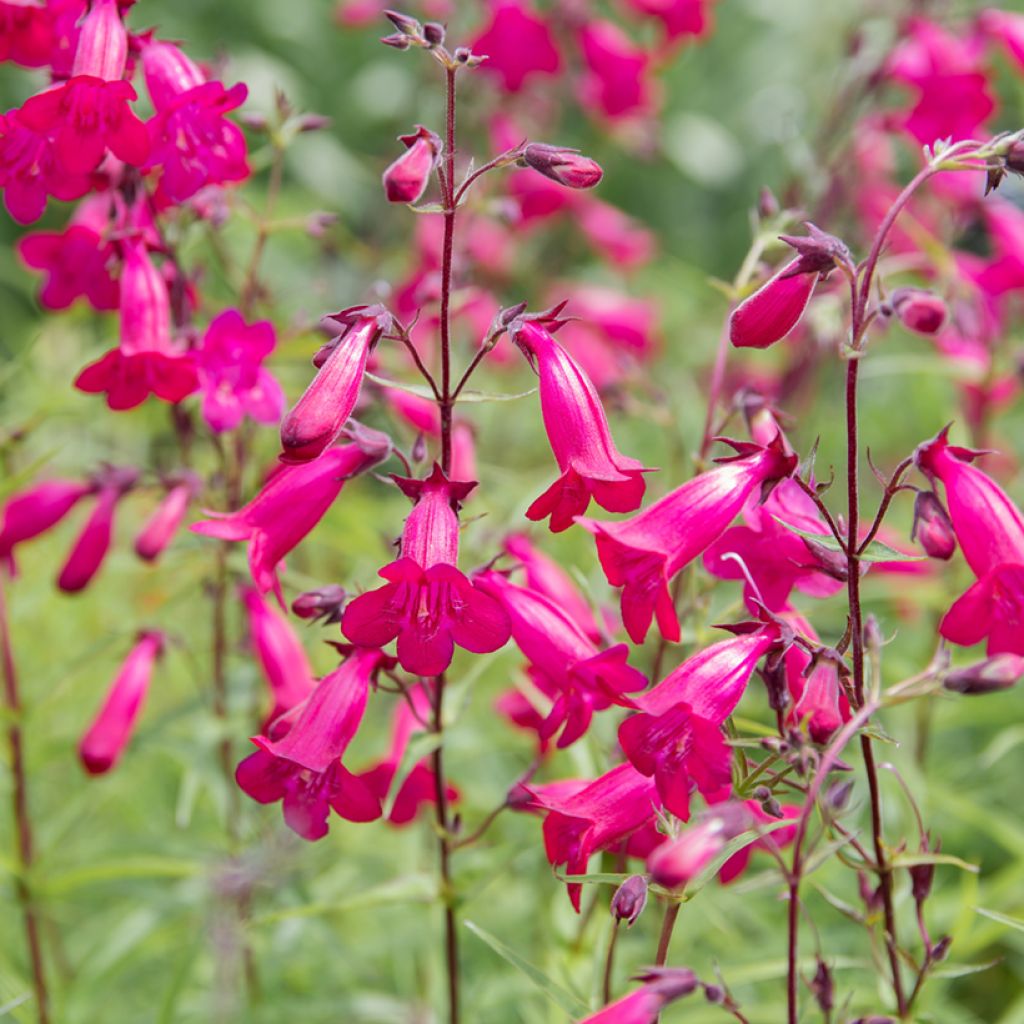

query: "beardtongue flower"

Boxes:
[280, 306, 391, 463]
[74, 240, 199, 411]
[529, 762, 660, 910]
[618, 630, 778, 817]
[471, 0, 562, 92]
[79, 630, 165, 774]
[575, 968, 699, 1024]
[580, 435, 797, 644]
[911, 489, 956, 560]
[647, 803, 752, 889]
[576, 20, 652, 121]
[786, 643, 846, 744]
[625, 0, 714, 44]
[341, 466, 510, 676]
[58, 466, 138, 593]
[0, 478, 93, 573]
[510, 316, 651, 532]
[0, 2, 56, 68]
[134, 472, 200, 563]
[521, 144, 603, 189]
[197, 308, 285, 434]
[382, 125, 440, 204]
[729, 225, 850, 349]
[235, 647, 386, 840]
[193, 439, 388, 604]
[475, 571, 646, 748]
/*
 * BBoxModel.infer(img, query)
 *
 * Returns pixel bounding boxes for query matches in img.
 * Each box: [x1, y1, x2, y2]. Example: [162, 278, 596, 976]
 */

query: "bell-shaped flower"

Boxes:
[647, 804, 753, 889]
[471, 0, 562, 93]
[79, 630, 165, 774]
[784, 638, 847, 744]
[476, 570, 645, 747]
[382, 125, 440, 204]
[510, 316, 651, 532]
[196, 308, 284, 434]
[280, 306, 391, 463]
[580, 436, 797, 643]
[193, 440, 387, 604]
[141, 40, 249, 202]
[575, 968, 699, 1024]
[576, 20, 652, 121]
[75, 240, 199, 410]
[618, 630, 778, 818]
[530, 762, 660, 910]
[342, 466, 510, 676]
[235, 647, 386, 840]
[0, 478, 92, 573]
[134, 472, 200, 563]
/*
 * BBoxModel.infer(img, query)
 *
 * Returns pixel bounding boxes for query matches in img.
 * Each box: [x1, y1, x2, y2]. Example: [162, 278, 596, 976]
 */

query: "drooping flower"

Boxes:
[471, 0, 562, 93]
[193, 439, 388, 604]
[911, 489, 956, 561]
[576, 20, 652, 121]
[342, 466, 510, 676]
[79, 630, 165, 774]
[646, 803, 751, 889]
[510, 316, 651, 532]
[476, 570, 646, 748]
[624, 0, 715, 46]
[890, 288, 948, 335]
[235, 647, 386, 840]
[279, 306, 390, 463]
[196, 309, 284, 434]
[134, 472, 200, 563]
[574, 968, 699, 1024]
[580, 436, 797, 643]
[0, 478, 92, 573]
[783, 627, 848, 744]
[382, 125, 440, 204]
[0, 1, 56, 68]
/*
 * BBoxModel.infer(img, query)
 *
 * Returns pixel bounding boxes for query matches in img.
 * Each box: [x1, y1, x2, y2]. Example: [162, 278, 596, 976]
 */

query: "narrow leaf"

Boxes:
[975, 907, 1024, 933]
[684, 819, 794, 897]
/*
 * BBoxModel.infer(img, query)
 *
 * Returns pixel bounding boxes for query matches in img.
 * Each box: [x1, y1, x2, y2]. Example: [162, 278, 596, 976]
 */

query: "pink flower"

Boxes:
[647, 804, 750, 889]
[235, 647, 386, 840]
[530, 762, 659, 910]
[890, 288, 948, 335]
[134, 474, 199, 563]
[783, 630, 847, 744]
[624, 0, 715, 45]
[0, 478, 92, 572]
[382, 125, 440, 204]
[243, 587, 315, 726]
[577, 20, 652, 121]
[575, 968, 699, 1024]
[472, 0, 562, 93]
[79, 630, 165, 774]
[576, 199, 655, 267]
[476, 570, 646, 748]
[16, 195, 119, 310]
[522, 144, 603, 189]
[193, 440, 387, 603]
[978, 9, 1024, 70]
[580, 436, 797, 643]
[0, 2, 56, 68]
[911, 490, 956, 561]
[510, 317, 651, 532]
[342, 466, 510, 676]
[74, 240, 198, 411]
[197, 309, 284, 434]
[280, 307, 389, 463]
[619, 631, 778, 817]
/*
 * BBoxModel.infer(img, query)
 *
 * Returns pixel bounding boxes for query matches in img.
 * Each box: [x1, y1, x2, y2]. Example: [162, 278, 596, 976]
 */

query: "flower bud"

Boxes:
[134, 473, 199, 563]
[704, 984, 725, 1004]
[891, 288, 948, 336]
[522, 144, 603, 190]
[758, 186, 780, 219]
[381, 33, 412, 49]
[909, 834, 938, 903]
[912, 490, 956, 560]
[944, 653, 1024, 694]
[610, 875, 648, 927]
[810, 958, 834, 1014]
[827, 779, 854, 812]
[930, 934, 952, 961]
[384, 9, 421, 35]
[291, 585, 348, 624]
[422, 22, 445, 46]
[382, 125, 441, 204]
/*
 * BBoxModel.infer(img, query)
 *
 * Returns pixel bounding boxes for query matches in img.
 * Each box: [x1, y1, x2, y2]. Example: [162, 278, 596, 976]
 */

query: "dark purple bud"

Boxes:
[851, 1017, 897, 1024]
[891, 288, 948, 336]
[422, 21, 445, 46]
[384, 9, 420, 35]
[759, 653, 791, 712]
[291, 585, 348, 625]
[810, 958, 834, 1014]
[632, 967, 701, 1001]
[704, 984, 725, 1004]
[930, 934, 952, 961]
[909, 834, 939, 903]
[778, 222, 851, 276]
[610, 875, 648, 927]
[240, 111, 269, 131]
[454, 46, 485, 66]
[944, 653, 1024, 694]
[522, 143, 603, 190]
[827, 779, 854, 811]
[381, 32, 412, 49]
[411, 432, 429, 464]
[911, 490, 957, 560]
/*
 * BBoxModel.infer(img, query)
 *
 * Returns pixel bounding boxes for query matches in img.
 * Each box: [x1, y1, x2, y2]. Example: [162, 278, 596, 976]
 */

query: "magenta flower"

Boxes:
[575, 969, 698, 1024]
[236, 647, 386, 840]
[619, 631, 778, 818]
[280, 306, 389, 463]
[17, 195, 119, 310]
[510, 317, 651, 532]
[382, 125, 440, 204]
[789, 650, 845, 745]
[75, 240, 199, 411]
[522, 144, 603, 190]
[342, 466, 510, 676]
[193, 441, 386, 603]
[0, 478, 92, 573]
[625, 0, 714, 45]
[577, 20, 652, 121]
[471, 0, 562, 93]
[134, 474, 200, 563]
[891, 288, 948, 335]
[647, 805, 750, 889]
[79, 630, 165, 775]
[911, 489, 956, 561]
[476, 570, 646, 747]
[197, 309, 284, 434]
[0, 2, 55, 68]
[580, 436, 797, 643]
[576, 198, 655, 268]
[531, 762, 659, 910]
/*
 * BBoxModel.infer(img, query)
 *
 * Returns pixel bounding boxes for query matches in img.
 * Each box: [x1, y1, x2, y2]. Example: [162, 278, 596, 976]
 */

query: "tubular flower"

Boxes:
[782, 622, 848, 744]
[142, 39, 249, 202]
[471, 0, 562, 93]
[618, 630, 778, 818]
[134, 473, 200, 563]
[342, 466, 510, 676]
[510, 317, 651, 532]
[0, 478, 92, 573]
[916, 427, 1024, 655]
[79, 630, 165, 774]
[382, 125, 440, 204]
[646, 804, 752, 889]
[193, 440, 388, 604]
[0, 2, 56, 68]
[530, 762, 660, 911]
[235, 647, 386, 840]
[280, 306, 390, 463]
[196, 309, 284, 434]
[476, 571, 646, 747]
[575, 969, 699, 1024]
[74, 240, 199, 410]
[576, 20, 652, 121]
[580, 436, 797, 643]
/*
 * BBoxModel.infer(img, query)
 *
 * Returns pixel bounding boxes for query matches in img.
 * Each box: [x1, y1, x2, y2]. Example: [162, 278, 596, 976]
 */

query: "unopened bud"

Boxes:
[704, 984, 725, 1004]
[241, 112, 269, 130]
[381, 32, 412, 49]
[912, 490, 956, 560]
[944, 653, 1024, 694]
[827, 779, 854, 811]
[306, 211, 338, 238]
[891, 288, 948, 336]
[384, 9, 421, 35]
[296, 113, 331, 133]
[930, 934, 952, 961]
[909, 834, 938, 903]
[810, 958, 834, 1014]
[759, 654, 791, 712]
[610, 875, 648, 927]
[851, 1017, 897, 1024]
[757, 186, 780, 219]
[382, 125, 441, 204]
[291, 585, 347, 625]
[411, 432, 429, 464]
[858, 871, 883, 913]
[522, 143, 603, 190]
[422, 21, 445, 46]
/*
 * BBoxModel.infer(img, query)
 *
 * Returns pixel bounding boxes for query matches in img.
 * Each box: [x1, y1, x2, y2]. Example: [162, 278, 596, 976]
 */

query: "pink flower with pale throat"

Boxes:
[79, 630, 165, 774]
[476, 570, 646, 748]
[74, 240, 199, 411]
[193, 439, 388, 604]
[580, 436, 797, 644]
[342, 466, 510, 676]
[577, 20, 652, 121]
[510, 315, 651, 532]
[236, 647, 386, 840]
[382, 125, 440, 204]
[575, 968, 699, 1024]
[280, 306, 390, 463]
[0, 478, 92, 573]
[142, 39, 249, 202]
[197, 309, 284, 434]
[471, 0, 562, 92]
[134, 473, 200, 563]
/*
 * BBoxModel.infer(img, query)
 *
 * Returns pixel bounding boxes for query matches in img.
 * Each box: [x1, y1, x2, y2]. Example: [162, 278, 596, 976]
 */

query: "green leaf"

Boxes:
[554, 871, 630, 887]
[683, 819, 795, 897]
[40, 856, 206, 895]
[464, 920, 588, 1016]
[975, 907, 1024, 933]
[253, 874, 436, 926]
[770, 516, 925, 562]
[366, 371, 536, 403]
[891, 851, 979, 873]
